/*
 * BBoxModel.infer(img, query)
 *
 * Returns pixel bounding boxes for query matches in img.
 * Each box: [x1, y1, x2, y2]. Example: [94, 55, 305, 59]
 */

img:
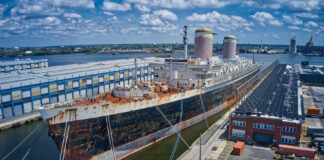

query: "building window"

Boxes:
[232, 120, 246, 127]
[232, 129, 245, 138]
[253, 123, 274, 131]
[281, 136, 296, 144]
[282, 126, 296, 133]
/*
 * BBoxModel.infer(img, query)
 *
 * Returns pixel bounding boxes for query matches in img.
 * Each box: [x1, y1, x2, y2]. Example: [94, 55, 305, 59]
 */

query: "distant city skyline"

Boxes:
[0, 0, 323, 47]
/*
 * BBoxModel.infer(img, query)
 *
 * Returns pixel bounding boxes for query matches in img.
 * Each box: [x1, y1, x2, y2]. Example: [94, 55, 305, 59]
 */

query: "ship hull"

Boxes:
[43, 68, 260, 160]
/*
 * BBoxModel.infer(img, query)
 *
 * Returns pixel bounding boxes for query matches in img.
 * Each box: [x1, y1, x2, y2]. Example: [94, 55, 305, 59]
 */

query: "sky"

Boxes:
[0, 0, 323, 47]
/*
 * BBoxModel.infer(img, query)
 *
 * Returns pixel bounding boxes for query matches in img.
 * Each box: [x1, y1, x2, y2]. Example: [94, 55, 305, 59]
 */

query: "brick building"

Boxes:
[229, 64, 303, 146]
[229, 114, 301, 145]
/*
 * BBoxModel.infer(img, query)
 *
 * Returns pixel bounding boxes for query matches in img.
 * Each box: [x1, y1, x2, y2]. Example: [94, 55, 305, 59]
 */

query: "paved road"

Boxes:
[178, 107, 235, 160]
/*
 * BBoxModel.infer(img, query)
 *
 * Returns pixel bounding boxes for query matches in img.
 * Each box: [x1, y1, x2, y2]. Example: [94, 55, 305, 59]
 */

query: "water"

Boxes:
[0, 53, 324, 160]
[1, 53, 323, 67]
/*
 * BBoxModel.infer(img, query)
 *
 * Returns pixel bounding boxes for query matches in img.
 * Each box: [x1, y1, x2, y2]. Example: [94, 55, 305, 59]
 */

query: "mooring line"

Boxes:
[155, 106, 190, 148]
[169, 98, 184, 160]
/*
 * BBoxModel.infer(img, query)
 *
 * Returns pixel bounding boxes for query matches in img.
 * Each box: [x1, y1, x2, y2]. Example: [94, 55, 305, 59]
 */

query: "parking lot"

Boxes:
[302, 85, 324, 126]
[227, 144, 274, 160]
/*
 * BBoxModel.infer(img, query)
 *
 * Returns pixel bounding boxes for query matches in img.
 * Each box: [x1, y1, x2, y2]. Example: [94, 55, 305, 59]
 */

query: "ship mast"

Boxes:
[134, 58, 138, 86]
[169, 58, 173, 90]
[183, 25, 188, 59]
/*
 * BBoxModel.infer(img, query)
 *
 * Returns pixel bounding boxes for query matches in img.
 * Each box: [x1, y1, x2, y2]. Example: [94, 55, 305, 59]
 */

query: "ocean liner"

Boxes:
[39, 28, 261, 160]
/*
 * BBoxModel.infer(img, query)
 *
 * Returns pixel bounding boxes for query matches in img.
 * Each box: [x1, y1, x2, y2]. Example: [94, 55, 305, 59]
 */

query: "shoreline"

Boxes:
[1, 52, 324, 59]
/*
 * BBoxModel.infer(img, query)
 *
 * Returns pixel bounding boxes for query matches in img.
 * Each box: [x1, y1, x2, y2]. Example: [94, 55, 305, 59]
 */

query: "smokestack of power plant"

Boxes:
[194, 28, 214, 59]
[223, 35, 237, 59]
[183, 26, 188, 59]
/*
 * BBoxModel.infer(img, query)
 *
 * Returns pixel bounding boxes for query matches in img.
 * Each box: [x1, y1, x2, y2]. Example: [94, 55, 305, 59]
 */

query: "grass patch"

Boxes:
[124, 107, 230, 160]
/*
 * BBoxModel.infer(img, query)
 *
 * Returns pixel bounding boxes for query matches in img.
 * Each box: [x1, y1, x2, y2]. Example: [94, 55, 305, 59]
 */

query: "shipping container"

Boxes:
[232, 141, 244, 155]
[307, 107, 320, 114]
[278, 144, 315, 159]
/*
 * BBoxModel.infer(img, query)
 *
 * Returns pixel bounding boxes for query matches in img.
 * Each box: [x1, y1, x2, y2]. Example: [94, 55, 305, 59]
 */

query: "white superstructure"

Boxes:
[151, 56, 256, 89]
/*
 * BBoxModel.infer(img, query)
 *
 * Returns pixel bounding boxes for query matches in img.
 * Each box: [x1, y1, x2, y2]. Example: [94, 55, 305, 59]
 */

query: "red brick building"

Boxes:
[229, 114, 302, 145]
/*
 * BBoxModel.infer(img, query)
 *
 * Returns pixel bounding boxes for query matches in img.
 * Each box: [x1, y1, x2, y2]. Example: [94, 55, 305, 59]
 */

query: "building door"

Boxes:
[253, 132, 273, 144]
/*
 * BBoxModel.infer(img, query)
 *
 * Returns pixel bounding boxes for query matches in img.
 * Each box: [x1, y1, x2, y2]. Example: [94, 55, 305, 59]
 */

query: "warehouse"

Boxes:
[229, 64, 303, 146]
[0, 57, 163, 119]
[0, 58, 48, 72]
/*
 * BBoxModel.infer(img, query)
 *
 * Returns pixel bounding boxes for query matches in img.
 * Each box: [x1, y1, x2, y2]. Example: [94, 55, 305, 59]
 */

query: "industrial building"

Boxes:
[306, 35, 314, 47]
[0, 57, 162, 119]
[299, 64, 324, 85]
[289, 37, 297, 54]
[0, 59, 48, 72]
[229, 63, 303, 145]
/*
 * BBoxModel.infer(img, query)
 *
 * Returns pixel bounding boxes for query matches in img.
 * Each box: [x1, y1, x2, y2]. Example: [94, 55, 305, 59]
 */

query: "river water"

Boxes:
[0, 53, 324, 160]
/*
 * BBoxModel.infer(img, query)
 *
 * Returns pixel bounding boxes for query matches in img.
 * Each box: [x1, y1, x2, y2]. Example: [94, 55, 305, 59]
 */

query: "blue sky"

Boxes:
[0, 0, 323, 47]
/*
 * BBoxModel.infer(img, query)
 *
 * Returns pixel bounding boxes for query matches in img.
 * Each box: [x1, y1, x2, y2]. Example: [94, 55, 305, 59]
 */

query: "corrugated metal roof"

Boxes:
[0, 59, 47, 67]
[0, 57, 163, 90]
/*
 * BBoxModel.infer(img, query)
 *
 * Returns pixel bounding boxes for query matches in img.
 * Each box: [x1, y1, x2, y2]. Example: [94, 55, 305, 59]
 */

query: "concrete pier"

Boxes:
[0, 111, 41, 131]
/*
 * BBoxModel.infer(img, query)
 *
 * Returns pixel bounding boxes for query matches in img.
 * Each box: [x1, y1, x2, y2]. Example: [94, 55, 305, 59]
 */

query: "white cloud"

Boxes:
[303, 28, 313, 32]
[0, 4, 8, 17]
[140, 9, 177, 26]
[190, 0, 234, 8]
[187, 11, 253, 31]
[39, 16, 61, 25]
[272, 34, 279, 39]
[245, 27, 252, 31]
[295, 12, 319, 19]
[282, 15, 303, 25]
[286, 0, 322, 12]
[125, 0, 324, 11]
[288, 26, 301, 30]
[0, 19, 9, 26]
[139, 9, 178, 33]
[150, 23, 177, 32]
[63, 13, 82, 19]
[125, 0, 234, 9]
[51, 0, 94, 8]
[102, 1, 131, 11]
[305, 21, 318, 27]
[242, 0, 323, 12]
[103, 11, 114, 16]
[153, 10, 177, 21]
[250, 12, 283, 26]
[112, 16, 118, 21]
[242, 1, 280, 9]
[140, 14, 164, 25]
[135, 4, 150, 12]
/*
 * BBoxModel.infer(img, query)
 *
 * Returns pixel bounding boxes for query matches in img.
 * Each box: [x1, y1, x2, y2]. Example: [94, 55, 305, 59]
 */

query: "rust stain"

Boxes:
[50, 85, 191, 110]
